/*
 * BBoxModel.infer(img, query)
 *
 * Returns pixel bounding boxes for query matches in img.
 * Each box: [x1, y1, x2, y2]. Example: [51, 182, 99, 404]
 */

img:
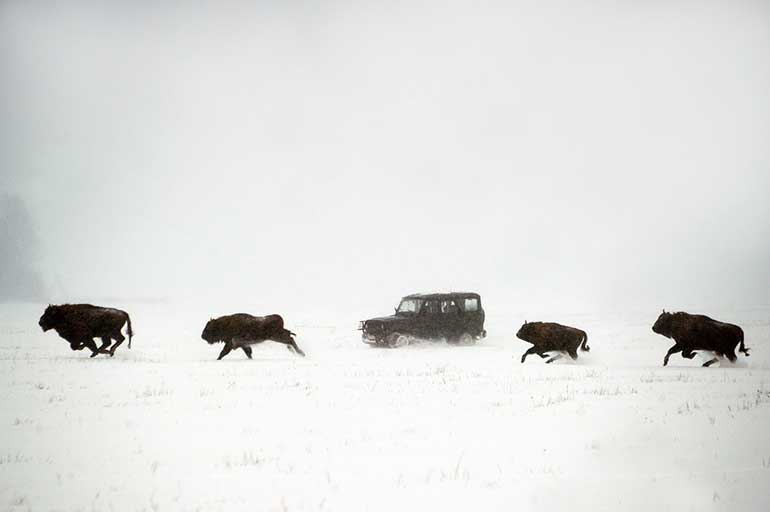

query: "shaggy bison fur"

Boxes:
[652, 310, 749, 367]
[201, 313, 305, 360]
[516, 321, 590, 363]
[39, 304, 133, 357]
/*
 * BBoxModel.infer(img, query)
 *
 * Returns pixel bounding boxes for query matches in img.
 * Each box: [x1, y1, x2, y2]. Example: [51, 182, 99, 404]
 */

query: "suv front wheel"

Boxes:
[386, 332, 410, 348]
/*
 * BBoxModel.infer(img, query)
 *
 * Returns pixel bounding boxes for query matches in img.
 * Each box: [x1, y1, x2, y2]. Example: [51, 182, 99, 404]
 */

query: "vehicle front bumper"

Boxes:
[361, 332, 381, 345]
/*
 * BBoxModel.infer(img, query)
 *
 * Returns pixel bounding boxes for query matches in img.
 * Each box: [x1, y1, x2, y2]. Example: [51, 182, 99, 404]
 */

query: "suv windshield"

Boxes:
[396, 299, 420, 314]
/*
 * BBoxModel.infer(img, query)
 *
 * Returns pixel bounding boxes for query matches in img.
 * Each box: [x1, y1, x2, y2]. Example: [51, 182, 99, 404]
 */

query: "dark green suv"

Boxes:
[359, 292, 486, 347]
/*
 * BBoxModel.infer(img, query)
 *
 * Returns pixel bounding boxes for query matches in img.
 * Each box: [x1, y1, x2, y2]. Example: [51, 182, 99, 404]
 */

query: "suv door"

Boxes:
[460, 296, 484, 335]
[440, 298, 464, 339]
[418, 299, 442, 339]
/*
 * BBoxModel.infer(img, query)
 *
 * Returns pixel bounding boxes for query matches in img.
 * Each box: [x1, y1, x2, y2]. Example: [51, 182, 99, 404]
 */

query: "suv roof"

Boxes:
[402, 292, 481, 300]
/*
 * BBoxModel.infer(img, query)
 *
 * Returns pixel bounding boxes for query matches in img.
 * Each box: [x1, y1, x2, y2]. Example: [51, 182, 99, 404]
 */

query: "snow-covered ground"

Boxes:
[1, 302, 769, 511]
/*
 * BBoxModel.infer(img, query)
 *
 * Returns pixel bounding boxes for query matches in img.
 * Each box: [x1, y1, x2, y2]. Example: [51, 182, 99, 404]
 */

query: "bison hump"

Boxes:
[221, 313, 285, 331]
[261, 314, 285, 330]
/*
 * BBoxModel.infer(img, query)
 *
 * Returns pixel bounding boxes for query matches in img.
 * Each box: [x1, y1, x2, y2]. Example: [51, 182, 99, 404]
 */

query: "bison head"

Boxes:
[201, 318, 221, 344]
[652, 310, 674, 338]
[516, 320, 538, 342]
[39, 305, 61, 332]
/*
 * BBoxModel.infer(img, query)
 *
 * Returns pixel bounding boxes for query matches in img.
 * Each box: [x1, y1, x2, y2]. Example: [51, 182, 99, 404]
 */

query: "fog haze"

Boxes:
[2, 0, 769, 313]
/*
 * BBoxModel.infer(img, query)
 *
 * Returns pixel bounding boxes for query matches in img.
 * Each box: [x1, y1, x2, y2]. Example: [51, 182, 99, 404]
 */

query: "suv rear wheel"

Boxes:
[386, 332, 410, 348]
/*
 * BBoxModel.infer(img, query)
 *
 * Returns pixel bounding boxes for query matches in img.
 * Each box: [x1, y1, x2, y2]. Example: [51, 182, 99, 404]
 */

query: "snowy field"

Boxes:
[1, 302, 769, 511]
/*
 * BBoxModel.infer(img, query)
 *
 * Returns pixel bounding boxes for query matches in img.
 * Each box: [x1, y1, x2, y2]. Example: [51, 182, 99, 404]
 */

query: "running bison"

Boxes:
[38, 304, 133, 357]
[652, 310, 749, 367]
[202, 313, 305, 360]
[516, 321, 590, 363]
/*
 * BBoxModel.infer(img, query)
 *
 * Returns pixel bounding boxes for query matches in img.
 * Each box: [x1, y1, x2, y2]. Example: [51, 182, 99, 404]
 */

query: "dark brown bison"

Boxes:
[516, 321, 590, 363]
[39, 304, 133, 357]
[652, 310, 749, 367]
[201, 313, 305, 360]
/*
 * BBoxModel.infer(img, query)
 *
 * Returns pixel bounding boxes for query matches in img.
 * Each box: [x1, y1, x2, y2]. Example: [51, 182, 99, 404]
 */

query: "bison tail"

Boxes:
[739, 331, 750, 356]
[580, 331, 590, 352]
[125, 313, 134, 349]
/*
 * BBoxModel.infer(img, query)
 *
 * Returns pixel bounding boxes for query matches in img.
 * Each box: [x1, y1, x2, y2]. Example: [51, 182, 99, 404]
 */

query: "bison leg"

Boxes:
[663, 344, 683, 366]
[217, 341, 233, 360]
[568, 348, 579, 360]
[109, 332, 125, 357]
[288, 340, 305, 357]
[520, 347, 538, 363]
[703, 357, 719, 367]
[83, 338, 100, 358]
[97, 337, 112, 355]
[545, 353, 563, 364]
[241, 346, 253, 359]
[682, 348, 697, 360]
[278, 331, 305, 357]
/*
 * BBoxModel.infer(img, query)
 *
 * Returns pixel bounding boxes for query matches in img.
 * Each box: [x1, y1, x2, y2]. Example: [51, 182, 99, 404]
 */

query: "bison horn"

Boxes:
[524, 320, 528, 324]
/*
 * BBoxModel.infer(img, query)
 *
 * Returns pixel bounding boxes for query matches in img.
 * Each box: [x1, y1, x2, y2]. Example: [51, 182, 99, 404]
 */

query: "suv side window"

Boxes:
[422, 300, 440, 314]
[441, 299, 460, 314]
[464, 298, 479, 312]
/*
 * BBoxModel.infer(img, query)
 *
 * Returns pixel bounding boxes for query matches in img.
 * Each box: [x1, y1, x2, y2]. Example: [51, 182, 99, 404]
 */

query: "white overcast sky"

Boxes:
[1, 0, 769, 314]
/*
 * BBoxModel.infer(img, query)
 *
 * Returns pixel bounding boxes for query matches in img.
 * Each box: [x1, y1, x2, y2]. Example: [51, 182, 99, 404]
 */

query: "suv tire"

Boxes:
[386, 332, 410, 348]
[453, 332, 475, 345]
